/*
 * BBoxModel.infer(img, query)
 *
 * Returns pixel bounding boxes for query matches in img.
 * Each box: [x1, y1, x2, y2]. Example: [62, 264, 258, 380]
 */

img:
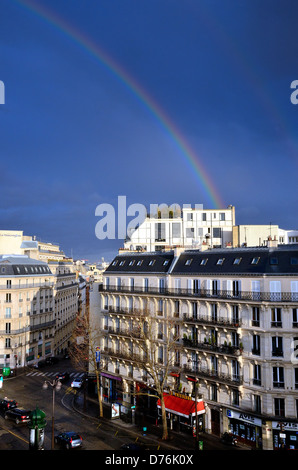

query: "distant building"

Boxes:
[123, 205, 236, 252]
[0, 230, 78, 357]
[121, 205, 296, 253]
[0, 255, 55, 369]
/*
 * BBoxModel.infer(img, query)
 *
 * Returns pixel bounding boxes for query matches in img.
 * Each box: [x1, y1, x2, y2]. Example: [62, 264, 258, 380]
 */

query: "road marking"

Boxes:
[0, 425, 29, 444]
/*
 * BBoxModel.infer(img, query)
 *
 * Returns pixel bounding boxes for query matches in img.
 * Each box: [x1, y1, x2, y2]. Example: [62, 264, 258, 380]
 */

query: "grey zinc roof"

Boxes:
[0, 255, 53, 276]
[171, 245, 298, 276]
[105, 251, 175, 274]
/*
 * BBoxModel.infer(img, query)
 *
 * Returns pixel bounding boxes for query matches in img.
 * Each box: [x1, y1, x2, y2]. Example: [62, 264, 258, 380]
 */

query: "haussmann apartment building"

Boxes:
[94, 240, 298, 450]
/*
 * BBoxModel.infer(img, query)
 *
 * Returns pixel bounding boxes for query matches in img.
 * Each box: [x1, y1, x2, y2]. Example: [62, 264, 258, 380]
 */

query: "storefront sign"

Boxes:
[227, 409, 262, 427]
[272, 421, 298, 431]
[170, 390, 192, 401]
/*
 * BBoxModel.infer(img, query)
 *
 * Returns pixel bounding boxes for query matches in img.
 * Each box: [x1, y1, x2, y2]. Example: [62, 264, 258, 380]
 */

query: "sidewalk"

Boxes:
[73, 392, 250, 451]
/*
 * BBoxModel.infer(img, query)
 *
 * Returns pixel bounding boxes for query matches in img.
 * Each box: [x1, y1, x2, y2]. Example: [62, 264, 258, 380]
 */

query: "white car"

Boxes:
[71, 378, 83, 388]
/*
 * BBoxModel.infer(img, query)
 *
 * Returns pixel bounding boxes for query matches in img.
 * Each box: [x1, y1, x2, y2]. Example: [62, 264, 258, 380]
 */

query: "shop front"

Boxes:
[272, 421, 298, 450]
[157, 392, 205, 435]
[226, 409, 263, 449]
[100, 372, 123, 404]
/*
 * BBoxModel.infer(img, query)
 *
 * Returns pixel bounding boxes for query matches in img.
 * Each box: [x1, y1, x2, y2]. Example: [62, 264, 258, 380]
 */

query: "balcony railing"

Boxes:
[182, 364, 243, 386]
[181, 337, 242, 356]
[100, 285, 298, 303]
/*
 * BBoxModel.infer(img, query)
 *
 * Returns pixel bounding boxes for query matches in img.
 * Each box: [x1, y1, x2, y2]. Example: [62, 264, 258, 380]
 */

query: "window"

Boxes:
[172, 223, 181, 238]
[5, 323, 11, 334]
[187, 213, 193, 221]
[291, 257, 298, 265]
[252, 306, 260, 327]
[148, 260, 155, 266]
[186, 228, 194, 238]
[213, 228, 221, 239]
[251, 257, 260, 265]
[163, 260, 169, 266]
[119, 261, 125, 266]
[252, 335, 260, 355]
[293, 308, 298, 328]
[233, 257, 242, 265]
[200, 258, 208, 265]
[220, 213, 226, 221]
[232, 389, 240, 406]
[272, 336, 283, 357]
[136, 260, 143, 266]
[185, 259, 193, 266]
[253, 395, 261, 413]
[216, 258, 224, 265]
[270, 257, 278, 265]
[271, 308, 282, 327]
[128, 260, 135, 266]
[273, 367, 284, 388]
[253, 364, 261, 386]
[6, 280, 11, 289]
[295, 368, 298, 389]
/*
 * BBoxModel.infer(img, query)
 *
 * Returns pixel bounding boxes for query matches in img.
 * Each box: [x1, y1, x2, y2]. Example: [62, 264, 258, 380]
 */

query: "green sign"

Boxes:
[199, 440, 203, 450]
[2, 367, 10, 377]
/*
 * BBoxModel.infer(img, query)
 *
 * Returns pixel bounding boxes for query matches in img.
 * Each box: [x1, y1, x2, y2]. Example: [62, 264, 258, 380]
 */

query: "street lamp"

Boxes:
[42, 378, 61, 450]
[188, 355, 199, 451]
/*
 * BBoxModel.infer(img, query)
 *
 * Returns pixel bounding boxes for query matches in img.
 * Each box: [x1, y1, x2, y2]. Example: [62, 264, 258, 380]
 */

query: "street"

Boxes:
[0, 359, 244, 452]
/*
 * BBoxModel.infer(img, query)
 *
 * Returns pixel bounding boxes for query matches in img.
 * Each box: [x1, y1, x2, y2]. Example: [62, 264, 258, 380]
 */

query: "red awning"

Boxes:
[157, 393, 205, 418]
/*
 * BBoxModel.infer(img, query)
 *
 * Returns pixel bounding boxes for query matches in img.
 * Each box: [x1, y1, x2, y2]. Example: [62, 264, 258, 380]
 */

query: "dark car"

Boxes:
[221, 432, 238, 446]
[0, 398, 18, 411]
[54, 432, 83, 449]
[55, 372, 70, 383]
[4, 408, 31, 424]
[34, 360, 47, 369]
[46, 356, 59, 365]
[120, 443, 144, 451]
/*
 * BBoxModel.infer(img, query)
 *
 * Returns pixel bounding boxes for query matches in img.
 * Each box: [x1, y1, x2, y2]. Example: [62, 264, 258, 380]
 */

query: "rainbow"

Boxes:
[14, 0, 225, 208]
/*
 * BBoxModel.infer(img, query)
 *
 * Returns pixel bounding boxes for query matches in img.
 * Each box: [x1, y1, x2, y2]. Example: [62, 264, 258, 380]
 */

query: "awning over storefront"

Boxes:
[157, 393, 205, 418]
[101, 372, 122, 381]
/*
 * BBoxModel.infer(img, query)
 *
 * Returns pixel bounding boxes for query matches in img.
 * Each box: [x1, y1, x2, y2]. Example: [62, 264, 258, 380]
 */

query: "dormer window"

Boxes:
[185, 259, 193, 266]
[216, 258, 225, 265]
[200, 259, 208, 266]
[233, 258, 242, 265]
[251, 257, 260, 265]
[148, 260, 156, 266]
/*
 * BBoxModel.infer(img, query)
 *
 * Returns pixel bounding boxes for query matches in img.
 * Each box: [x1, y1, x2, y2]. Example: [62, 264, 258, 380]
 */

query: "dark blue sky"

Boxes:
[1, 0, 298, 262]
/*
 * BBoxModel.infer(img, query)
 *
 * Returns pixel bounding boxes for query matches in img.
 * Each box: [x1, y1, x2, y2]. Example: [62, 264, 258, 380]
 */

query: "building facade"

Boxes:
[0, 255, 55, 369]
[94, 243, 298, 450]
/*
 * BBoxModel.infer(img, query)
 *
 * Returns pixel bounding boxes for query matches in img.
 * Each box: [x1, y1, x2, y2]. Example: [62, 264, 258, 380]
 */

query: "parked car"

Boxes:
[55, 372, 70, 383]
[46, 356, 59, 365]
[4, 408, 31, 424]
[54, 432, 83, 449]
[0, 398, 18, 411]
[221, 432, 238, 446]
[120, 443, 146, 451]
[71, 378, 83, 388]
[33, 360, 46, 369]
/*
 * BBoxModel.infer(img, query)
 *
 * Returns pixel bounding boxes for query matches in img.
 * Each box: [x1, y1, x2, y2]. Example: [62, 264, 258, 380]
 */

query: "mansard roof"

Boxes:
[0, 255, 52, 276]
[106, 245, 298, 277]
[105, 251, 175, 274]
[172, 245, 298, 276]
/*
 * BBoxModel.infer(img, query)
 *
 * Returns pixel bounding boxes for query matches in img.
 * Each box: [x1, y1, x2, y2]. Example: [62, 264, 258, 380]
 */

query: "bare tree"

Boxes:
[125, 307, 180, 440]
[70, 304, 103, 419]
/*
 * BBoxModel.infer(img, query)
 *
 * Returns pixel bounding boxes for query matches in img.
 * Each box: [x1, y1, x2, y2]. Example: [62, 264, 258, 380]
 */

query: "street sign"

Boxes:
[95, 347, 100, 363]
